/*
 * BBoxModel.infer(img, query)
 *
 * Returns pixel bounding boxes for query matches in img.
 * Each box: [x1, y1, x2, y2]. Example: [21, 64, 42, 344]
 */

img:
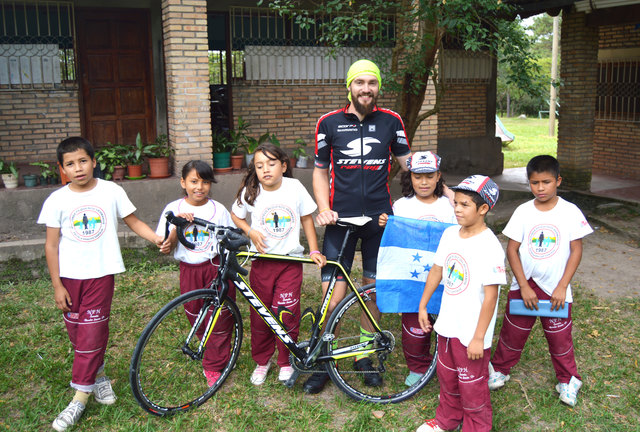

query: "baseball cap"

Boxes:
[450, 175, 499, 209]
[406, 151, 441, 173]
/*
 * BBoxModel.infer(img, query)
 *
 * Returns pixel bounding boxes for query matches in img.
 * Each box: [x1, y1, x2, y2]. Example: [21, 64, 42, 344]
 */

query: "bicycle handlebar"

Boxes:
[164, 211, 250, 277]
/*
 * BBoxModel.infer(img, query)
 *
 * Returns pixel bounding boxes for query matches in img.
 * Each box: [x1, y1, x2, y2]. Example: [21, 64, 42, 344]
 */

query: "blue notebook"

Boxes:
[509, 299, 569, 318]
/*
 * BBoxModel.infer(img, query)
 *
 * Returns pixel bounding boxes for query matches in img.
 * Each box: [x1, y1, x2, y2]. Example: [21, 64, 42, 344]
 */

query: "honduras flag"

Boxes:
[376, 216, 454, 313]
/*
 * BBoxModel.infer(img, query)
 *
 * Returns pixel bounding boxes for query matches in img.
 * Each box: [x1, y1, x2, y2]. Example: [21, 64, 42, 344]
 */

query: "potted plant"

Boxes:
[292, 138, 309, 168]
[30, 161, 59, 185]
[0, 159, 19, 189]
[144, 134, 173, 178]
[126, 133, 146, 178]
[212, 129, 231, 173]
[95, 142, 128, 181]
[243, 132, 280, 166]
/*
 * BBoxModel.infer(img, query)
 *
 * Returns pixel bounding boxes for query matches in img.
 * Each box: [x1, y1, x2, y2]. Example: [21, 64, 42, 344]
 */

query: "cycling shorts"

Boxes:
[321, 218, 384, 282]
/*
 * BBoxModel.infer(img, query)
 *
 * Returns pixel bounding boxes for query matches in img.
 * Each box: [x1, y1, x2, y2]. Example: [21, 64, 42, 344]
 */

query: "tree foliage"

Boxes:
[261, 0, 540, 142]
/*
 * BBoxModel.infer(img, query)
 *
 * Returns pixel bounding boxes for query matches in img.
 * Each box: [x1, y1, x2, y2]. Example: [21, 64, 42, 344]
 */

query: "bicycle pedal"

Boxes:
[283, 370, 300, 388]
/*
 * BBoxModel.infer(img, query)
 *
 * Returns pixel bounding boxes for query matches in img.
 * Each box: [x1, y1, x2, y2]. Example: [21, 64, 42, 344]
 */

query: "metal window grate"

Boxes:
[596, 59, 640, 122]
[229, 6, 394, 85]
[0, 0, 76, 90]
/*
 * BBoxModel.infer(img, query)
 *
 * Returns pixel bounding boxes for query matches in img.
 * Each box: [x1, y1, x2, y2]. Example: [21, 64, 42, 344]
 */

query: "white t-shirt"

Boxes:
[231, 177, 317, 256]
[156, 198, 234, 264]
[37, 179, 136, 279]
[392, 195, 457, 224]
[502, 197, 593, 303]
[433, 226, 507, 348]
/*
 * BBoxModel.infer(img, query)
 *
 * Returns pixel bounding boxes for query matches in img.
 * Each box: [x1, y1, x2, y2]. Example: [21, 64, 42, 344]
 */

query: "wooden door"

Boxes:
[76, 9, 155, 146]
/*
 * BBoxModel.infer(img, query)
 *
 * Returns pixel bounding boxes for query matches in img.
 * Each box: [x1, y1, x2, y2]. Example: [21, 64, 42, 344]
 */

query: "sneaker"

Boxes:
[416, 418, 446, 432]
[354, 357, 382, 387]
[405, 371, 422, 387]
[250, 362, 271, 386]
[93, 376, 117, 405]
[302, 371, 330, 394]
[52, 400, 85, 432]
[556, 376, 582, 407]
[204, 369, 221, 387]
[278, 366, 294, 382]
[488, 363, 510, 390]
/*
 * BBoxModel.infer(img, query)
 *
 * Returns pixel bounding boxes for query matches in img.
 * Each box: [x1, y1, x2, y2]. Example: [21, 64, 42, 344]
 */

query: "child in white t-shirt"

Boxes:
[416, 175, 506, 432]
[231, 143, 326, 386]
[489, 155, 593, 408]
[157, 160, 235, 387]
[38, 137, 163, 432]
[379, 151, 456, 386]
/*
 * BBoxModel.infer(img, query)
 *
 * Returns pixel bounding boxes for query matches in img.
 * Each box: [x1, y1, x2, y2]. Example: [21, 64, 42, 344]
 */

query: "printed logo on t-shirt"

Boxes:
[443, 253, 469, 295]
[260, 205, 295, 239]
[418, 215, 442, 222]
[527, 224, 560, 259]
[185, 224, 214, 253]
[69, 206, 107, 242]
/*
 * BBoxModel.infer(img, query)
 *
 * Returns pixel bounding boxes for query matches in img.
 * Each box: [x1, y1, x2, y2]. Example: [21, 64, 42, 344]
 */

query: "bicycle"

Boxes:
[129, 211, 438, 416]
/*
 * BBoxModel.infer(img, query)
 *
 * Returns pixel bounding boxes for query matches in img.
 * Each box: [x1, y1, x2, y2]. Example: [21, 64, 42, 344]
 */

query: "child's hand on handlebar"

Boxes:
[176, 212, 195, 222]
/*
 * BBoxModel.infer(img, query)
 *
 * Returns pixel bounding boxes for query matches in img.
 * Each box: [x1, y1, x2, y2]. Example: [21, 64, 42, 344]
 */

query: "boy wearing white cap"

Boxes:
[416, 175, 506, 432]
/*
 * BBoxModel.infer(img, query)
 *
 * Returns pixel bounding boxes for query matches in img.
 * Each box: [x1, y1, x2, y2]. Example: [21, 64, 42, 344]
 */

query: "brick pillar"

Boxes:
[558, 9, 598, 190]
[161, 0, 212, 169]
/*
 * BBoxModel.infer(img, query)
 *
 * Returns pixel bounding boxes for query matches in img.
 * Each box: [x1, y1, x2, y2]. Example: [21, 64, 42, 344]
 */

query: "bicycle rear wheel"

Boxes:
[129, 289, 243, 416]
[324, 284, 437, 403]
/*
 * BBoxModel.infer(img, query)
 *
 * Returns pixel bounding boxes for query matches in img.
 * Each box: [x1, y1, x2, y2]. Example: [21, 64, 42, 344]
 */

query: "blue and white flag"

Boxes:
[376, 216, 454, 313]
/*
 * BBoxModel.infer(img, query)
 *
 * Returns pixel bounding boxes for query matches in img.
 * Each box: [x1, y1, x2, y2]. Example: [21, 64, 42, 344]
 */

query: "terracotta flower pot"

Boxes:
[112, 165, 126, 181]
[127, 164, 143, 178]
[231, 154, 244, 170]
[148, 157, 171, 178]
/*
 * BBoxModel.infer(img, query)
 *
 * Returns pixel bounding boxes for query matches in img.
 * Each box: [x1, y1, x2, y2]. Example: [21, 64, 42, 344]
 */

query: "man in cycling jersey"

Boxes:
[304, 59, 411, 394]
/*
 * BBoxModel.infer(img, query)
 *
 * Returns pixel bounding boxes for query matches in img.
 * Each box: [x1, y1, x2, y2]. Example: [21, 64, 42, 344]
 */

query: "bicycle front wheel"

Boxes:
[325, 284, 437, 403]
[129, 289, 243, 416]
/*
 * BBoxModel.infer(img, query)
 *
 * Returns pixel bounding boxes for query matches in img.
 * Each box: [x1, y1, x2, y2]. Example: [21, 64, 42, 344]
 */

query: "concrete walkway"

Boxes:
[1, 167, 638, 262]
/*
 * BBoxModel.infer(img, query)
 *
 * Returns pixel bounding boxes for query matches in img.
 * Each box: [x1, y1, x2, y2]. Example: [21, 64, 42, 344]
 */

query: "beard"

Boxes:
[350, 90, 377, 117]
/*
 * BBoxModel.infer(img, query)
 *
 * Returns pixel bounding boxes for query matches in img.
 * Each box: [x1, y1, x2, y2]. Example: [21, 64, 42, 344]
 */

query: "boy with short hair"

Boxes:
[416, 175, 506, 432]
[488, 155, 592, 407]
[38, 137, 164, 431]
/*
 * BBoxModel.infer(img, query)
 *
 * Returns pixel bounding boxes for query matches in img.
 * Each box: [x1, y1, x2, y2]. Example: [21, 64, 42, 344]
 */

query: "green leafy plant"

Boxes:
[95, 142, 129, 180]
[229, 117, 280, 155]
[292, 138, 308, 159]
[212, 129, 231, 154]
[29, 162, 58, 180]
[228, 117, 250, 155]
[127, 133, 146, 165]
[0, 159, 18, 177]
[143, 134, 173, 158]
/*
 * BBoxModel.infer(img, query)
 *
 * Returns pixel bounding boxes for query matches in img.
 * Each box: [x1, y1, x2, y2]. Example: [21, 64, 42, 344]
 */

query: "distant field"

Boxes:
[499, 117, 557, 169]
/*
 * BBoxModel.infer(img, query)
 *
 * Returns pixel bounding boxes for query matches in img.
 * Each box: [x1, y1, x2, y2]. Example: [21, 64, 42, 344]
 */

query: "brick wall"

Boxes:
[593, 120, 640, 179]
[231, 83, 437, 155]
[437, 82, 487, 139]
[593, 22, 640, 180]
[0, 90, 81, 166]
[558, 9, 598, 190]
[161, 0, 212, 168]
[599, 23, 640, 49]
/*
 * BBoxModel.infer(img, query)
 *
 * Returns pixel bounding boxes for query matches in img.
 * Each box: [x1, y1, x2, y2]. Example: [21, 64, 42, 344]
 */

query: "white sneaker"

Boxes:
[52, 400, 85, 431]
[556, 376, 582, 407]
[250, 362, 271, 386]
[93, 376, 117, 405]
[488, 363, 510, 390]
[416, 419, 446, 432]
[278, 366, 294, 382]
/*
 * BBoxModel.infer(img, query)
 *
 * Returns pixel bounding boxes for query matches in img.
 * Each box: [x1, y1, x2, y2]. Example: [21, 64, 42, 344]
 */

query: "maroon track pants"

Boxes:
[435, 335, 492, 432]
[249, 259, 302, 367]
[402, 312, 434, 373]
[179, 259, 236, 372]
[61, 275, 114, 391]
[490, 279, 579, 384]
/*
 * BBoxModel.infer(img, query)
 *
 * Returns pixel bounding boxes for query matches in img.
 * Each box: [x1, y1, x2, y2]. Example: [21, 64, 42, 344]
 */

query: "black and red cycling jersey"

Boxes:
[314, 104, 411, 218]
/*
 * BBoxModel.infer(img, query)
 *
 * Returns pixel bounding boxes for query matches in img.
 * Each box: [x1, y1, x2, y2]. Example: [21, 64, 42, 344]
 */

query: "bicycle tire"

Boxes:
[324, 283, 438, 403]
[129, 289, 243, 416]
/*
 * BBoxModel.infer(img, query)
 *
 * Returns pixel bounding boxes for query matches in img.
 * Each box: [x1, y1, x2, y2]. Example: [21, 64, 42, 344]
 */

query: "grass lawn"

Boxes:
[500, 117, 558, 169]
[1, 247, 639, 431]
